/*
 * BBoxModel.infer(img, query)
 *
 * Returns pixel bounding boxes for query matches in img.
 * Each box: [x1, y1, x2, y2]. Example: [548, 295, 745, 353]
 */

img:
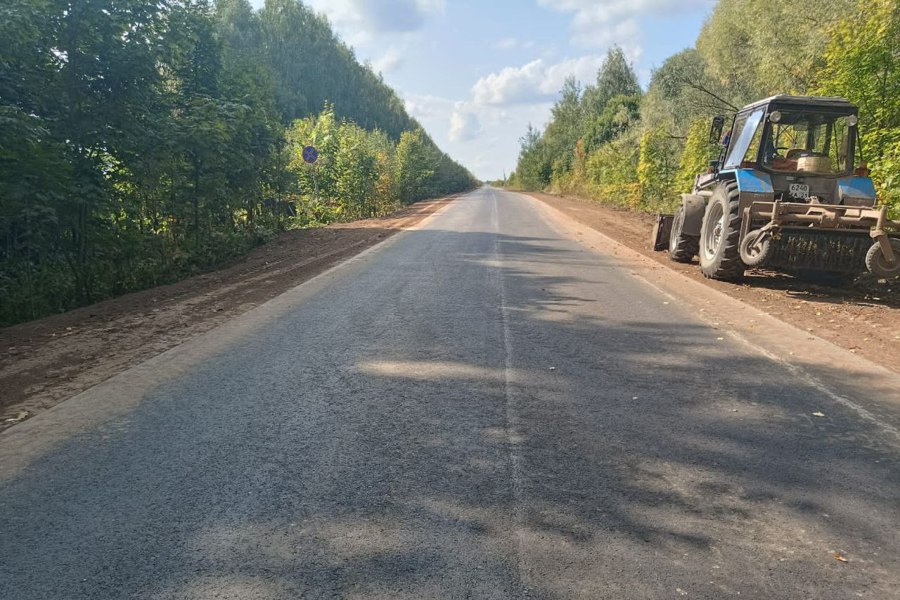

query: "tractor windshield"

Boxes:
[761, 111, 855, 175]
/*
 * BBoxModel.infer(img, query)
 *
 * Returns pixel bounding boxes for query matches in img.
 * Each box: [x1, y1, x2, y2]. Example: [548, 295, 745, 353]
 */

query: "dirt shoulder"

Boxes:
[0, 197, 455, 430]
[525, 190, 900, 375]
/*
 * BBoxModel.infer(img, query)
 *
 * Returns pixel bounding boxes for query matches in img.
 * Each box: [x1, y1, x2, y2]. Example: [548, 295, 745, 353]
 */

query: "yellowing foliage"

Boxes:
[675, 120, 714, 195]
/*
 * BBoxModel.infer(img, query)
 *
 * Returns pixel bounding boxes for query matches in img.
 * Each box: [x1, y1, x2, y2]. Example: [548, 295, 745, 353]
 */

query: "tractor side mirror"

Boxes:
[709, 116, 725, 145]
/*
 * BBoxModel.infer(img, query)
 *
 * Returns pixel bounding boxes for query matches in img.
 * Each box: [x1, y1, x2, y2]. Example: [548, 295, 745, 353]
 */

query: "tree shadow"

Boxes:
[1, 227, 898, 599]
[741, 270, 900, 309]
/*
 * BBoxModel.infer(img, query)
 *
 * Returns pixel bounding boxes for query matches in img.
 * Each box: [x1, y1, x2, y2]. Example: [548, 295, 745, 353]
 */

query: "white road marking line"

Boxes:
[491, 189, 529, 594]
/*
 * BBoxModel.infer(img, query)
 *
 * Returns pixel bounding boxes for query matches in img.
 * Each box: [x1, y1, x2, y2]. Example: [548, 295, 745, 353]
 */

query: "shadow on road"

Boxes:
[1, 220, 898, 599]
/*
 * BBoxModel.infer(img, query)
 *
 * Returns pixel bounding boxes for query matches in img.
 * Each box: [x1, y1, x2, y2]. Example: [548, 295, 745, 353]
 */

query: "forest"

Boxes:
[0, 0, 477, 326]
[509, 0, 899, 221]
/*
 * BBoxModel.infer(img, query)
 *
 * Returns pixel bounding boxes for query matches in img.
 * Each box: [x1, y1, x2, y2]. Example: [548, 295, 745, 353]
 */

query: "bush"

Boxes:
[637, 127, 680, 212]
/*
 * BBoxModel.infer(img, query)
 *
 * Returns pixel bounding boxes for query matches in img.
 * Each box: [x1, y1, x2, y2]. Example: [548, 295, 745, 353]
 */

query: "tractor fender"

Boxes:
[680, 194, 707, 236]
[733, 169, 774, 195]
[838, 176, 877, 207]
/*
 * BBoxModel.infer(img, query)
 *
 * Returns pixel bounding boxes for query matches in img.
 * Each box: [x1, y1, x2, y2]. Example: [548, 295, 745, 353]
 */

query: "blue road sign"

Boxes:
[302, 146, 319, 164]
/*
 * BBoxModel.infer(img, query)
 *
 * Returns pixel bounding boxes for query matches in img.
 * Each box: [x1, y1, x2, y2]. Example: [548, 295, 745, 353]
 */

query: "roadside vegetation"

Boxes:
[0, 0, 477, 327]
[509, 0, 899, 218]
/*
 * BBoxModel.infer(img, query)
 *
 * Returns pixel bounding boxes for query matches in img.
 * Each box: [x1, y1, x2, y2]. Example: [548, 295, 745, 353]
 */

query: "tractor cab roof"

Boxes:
[739, 95, 858, 115]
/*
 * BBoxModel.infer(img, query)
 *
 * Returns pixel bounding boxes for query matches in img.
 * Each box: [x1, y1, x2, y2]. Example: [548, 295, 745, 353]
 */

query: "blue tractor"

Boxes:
[659, 95, 899, 281]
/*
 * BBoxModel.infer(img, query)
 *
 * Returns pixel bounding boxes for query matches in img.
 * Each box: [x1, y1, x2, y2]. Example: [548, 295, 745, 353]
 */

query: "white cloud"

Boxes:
[471, 55, 605, 106]
[539, 0, 710, 32]
[538, 0, 710, 54]
[449, 105, 482, 142]
[587, 18, 642, 61]
[493, 37, 536, 51]
[308, 0, 445, 43]
[402, 92, 549, 178]
[373, 49, 404, 74]
[404, 96, 483, 143]
[404, 93, 454, 120]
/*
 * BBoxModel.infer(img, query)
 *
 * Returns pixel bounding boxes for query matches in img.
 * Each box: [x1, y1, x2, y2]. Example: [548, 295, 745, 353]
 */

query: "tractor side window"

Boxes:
[743, 121, 765, 165]
[723, 108, 765, 169]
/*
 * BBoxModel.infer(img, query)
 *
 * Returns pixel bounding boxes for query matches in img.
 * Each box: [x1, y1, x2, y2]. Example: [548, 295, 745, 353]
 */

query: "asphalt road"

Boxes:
[2, 187, 899, 599]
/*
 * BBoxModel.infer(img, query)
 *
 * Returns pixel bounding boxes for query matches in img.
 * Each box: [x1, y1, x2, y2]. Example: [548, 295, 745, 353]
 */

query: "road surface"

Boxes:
[2, 187, 899, 599]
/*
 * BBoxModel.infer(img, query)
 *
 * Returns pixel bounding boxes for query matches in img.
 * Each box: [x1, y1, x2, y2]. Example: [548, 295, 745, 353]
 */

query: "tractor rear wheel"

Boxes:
[669, 205, 699, 263]
[699, 182, 745, 281]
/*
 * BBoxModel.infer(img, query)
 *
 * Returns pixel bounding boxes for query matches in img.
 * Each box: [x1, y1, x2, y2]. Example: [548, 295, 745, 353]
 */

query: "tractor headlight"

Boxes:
[769, 110, 782, 124]
[847, 115, 858, 126]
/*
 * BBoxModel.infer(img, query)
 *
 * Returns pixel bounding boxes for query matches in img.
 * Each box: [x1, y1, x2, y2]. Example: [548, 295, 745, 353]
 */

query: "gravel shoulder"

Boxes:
[524, 191, 900, 374]
[0, 197, 455, 429]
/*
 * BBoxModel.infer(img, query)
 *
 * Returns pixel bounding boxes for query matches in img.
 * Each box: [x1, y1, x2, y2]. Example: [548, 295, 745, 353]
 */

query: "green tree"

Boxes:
[514, 124, 552, 191]
[675, 119, 715, 194]
[394, 130, 435, 204]
[637, 127, 680, 210]
[697, 0, 853, 96]
[581, 47, 642, 118]
[334, 122, 380, 219]
[286, 106, 342, 224]
[0, 0, 474, 326]
[542, 77, 584, 182]
[583, 94, 641, 154]
[641, 49, 746, 136]
[584, 129, 641, 208]
[818, 0, 900, 212]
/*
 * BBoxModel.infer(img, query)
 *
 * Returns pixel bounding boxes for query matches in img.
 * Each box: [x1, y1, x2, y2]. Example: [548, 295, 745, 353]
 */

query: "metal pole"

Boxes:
[313, 163, 319, 203]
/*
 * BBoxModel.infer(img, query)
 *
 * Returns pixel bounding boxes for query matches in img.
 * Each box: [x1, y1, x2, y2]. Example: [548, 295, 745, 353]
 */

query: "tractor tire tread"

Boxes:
[700, 182, 745, 281]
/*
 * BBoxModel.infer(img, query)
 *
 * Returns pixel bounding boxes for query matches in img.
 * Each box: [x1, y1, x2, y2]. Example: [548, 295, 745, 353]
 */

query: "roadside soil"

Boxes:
[526, 191, 900, 375]
[0, 197, 454, 430]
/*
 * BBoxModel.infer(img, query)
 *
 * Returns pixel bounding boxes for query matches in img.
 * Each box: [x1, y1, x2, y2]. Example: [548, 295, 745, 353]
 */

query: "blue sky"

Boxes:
[250, 0, 716, 180]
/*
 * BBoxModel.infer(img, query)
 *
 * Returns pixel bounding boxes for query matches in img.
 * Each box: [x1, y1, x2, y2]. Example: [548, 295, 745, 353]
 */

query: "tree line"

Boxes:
[0, 0, 477, 327]
[509, 0, 899, 219]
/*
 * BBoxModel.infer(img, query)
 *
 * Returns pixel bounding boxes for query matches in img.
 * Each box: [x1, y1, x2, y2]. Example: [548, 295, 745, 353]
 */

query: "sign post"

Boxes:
[303, 145, 320, 202]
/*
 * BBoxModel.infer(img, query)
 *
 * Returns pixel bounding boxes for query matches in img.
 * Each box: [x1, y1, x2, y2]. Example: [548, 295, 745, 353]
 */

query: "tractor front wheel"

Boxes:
[699, 182, 745, 281]
[866, 238, 900, 278]
[739, 229, 773, 268]
[669, 205, 699, 263]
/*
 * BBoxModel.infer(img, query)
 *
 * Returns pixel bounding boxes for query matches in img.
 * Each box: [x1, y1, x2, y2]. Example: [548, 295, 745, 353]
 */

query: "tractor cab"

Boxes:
[707, 96, 870, 205]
